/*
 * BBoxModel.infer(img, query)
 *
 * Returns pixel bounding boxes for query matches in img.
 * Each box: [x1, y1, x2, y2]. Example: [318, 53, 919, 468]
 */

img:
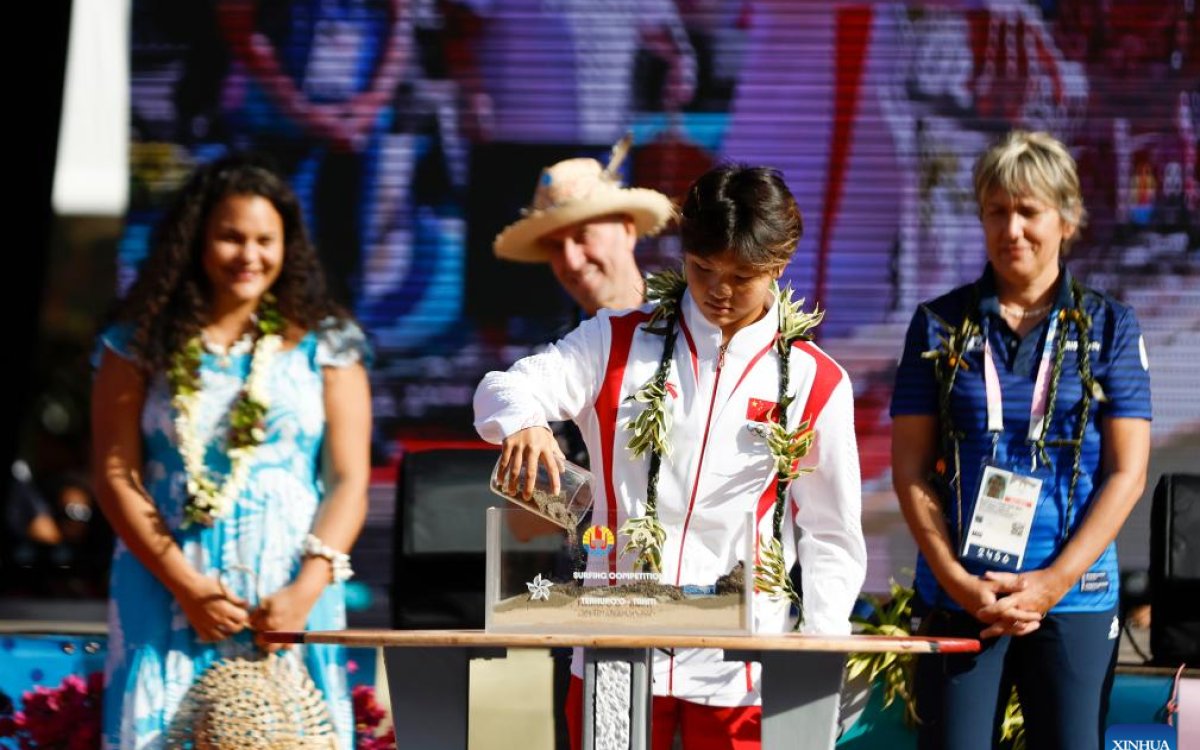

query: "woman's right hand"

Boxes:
[176, 574, 251, 643]
[945, 572, 1006, 614]
[498, 426, 564, 499]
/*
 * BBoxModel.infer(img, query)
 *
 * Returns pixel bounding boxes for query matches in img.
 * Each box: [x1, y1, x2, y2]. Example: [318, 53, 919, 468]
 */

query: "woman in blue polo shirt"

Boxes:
[890, 130, 1152, 750]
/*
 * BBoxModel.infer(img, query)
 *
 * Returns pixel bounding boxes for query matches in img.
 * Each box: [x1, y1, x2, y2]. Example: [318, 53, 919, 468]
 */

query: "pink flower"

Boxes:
[360, 726, 397, 750]
[352, 685, 395, 750]
[352, 685, 386, 729]
[2, 671, 103, 750]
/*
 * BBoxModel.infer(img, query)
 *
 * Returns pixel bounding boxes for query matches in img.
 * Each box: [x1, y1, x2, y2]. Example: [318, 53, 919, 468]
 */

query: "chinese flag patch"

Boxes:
[746, 398, 778, 422]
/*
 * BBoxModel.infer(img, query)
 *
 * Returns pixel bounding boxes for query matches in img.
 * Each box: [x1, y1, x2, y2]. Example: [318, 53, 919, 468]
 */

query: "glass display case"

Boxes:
[484, 506, 754, 635]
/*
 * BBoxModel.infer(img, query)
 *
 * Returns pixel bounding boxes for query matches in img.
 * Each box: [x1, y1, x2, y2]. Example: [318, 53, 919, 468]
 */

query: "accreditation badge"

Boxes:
[960, 464, 1042, 571]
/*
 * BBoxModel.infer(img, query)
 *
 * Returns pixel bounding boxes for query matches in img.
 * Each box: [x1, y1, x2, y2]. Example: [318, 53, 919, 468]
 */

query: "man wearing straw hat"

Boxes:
[492, 137, 676, 317]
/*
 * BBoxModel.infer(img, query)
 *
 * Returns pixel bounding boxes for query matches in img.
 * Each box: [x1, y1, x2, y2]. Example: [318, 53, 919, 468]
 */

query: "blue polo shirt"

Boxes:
[891, 265, 1152, 612]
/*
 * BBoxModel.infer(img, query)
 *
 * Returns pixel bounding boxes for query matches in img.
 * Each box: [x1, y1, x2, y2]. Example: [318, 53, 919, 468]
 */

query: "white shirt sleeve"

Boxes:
[473, 314, 608, 443]
[791, 375, 868, 635]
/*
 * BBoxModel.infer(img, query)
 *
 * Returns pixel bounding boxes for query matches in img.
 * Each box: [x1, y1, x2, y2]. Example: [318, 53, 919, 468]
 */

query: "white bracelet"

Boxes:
[302, 533, 355, 583]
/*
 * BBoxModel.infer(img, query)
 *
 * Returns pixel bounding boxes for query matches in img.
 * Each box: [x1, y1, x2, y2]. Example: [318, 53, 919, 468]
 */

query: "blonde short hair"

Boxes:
[973, 130, 1086, 236]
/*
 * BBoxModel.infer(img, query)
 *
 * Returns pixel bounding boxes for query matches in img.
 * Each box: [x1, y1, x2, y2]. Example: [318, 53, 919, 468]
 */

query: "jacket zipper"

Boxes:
[674, 341, 729, 584]
[668, 341, 728, 694]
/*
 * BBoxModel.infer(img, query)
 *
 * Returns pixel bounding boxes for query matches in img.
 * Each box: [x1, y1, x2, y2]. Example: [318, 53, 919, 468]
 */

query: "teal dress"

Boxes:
[97, 319, 370, 749]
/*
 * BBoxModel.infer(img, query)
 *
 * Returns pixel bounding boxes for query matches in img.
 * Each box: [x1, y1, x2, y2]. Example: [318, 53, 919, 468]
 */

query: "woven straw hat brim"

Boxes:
[493, 187, 675, 263]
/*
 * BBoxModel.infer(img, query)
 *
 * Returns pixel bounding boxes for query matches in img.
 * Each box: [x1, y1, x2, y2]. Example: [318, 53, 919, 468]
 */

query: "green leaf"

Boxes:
[846, 657, 870, 681]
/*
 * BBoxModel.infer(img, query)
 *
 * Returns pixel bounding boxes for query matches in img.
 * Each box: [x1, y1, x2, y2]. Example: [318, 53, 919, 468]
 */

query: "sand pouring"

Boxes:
[489, 454, 595, 531]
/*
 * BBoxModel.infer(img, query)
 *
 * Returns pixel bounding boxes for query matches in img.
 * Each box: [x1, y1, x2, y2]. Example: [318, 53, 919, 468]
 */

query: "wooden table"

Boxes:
[266, 629, 978, 750]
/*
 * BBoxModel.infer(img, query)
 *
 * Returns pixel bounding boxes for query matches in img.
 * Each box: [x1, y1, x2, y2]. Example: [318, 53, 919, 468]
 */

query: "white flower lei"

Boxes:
[173, 332, 282, 527]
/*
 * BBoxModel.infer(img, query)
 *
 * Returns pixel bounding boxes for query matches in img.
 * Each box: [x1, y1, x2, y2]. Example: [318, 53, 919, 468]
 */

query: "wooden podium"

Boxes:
[265, 630, 978, 750]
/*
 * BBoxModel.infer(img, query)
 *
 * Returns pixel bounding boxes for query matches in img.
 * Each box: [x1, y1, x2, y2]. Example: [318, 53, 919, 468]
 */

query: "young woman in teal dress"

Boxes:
[91, 155, 372, 748]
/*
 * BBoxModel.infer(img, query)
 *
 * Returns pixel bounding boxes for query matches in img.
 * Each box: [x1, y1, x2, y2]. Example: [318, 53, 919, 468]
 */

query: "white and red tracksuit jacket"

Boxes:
[474, 289, 867, 706]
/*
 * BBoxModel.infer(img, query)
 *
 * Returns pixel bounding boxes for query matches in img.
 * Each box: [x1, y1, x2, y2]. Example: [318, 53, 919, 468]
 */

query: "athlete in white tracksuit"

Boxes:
[474, 281, 867, 706]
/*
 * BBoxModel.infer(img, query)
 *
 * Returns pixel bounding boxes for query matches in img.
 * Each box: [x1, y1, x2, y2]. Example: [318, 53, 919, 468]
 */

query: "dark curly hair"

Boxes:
[109, 154, 350, 372]
[679, 164, 802, 269]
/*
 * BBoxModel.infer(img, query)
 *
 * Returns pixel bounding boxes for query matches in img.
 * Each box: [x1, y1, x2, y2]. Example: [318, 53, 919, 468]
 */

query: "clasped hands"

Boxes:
[949, 568, 1070, 639]
[178, 573, 320, 653]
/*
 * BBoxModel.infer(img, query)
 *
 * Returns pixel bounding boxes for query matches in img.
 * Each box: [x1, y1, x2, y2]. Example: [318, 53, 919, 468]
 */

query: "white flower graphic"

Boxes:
[526, 574, 553, 602]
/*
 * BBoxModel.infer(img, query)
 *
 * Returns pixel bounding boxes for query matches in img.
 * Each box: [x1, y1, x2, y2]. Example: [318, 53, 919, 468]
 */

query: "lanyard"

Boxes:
[982, 311, 1060, 445]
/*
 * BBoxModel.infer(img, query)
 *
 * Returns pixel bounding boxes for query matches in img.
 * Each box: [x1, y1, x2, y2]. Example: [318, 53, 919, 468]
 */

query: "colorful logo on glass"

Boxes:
[581, 525, 615, 556]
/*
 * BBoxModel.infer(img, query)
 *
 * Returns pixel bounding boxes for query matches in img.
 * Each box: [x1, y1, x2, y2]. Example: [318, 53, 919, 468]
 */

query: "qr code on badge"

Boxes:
[1010, 522, 1025, 536]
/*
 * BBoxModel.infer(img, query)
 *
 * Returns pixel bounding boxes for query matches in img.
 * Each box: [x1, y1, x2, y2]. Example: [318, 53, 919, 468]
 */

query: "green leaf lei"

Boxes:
[925, 278, 1101, 549]
[619, 270, 823, 623]
[169, 294, 285, 527]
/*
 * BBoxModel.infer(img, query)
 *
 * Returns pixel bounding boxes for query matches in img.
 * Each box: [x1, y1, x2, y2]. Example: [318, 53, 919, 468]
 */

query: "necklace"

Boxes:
[621, 270, 823, 618]
[999, 301, 1053, 319]
[168, 295, 285, 527]
[201, 329, 255, 367]
[925, 278, 1101, 558]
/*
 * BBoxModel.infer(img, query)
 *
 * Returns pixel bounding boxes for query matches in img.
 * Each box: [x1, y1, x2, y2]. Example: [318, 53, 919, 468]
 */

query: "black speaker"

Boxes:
[391, 447, 499, 629]
[1149, 473, 1200, 667]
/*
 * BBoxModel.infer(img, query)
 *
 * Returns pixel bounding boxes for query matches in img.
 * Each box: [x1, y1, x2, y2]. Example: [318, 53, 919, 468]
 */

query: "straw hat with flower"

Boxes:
[493, 135, 676, 263]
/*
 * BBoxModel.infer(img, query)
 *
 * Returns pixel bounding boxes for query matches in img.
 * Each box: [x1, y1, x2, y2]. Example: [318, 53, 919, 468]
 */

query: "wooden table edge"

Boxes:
[264, 629, 980, 653]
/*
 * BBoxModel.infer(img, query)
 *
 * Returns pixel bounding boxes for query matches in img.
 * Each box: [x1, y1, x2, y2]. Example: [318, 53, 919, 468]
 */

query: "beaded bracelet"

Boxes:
[302, 533, 355, 583]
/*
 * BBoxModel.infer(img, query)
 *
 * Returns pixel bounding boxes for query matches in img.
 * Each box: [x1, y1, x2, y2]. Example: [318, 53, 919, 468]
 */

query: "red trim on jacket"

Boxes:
[793, 341, 843, 434]
[595, 310, 652, 576]
[791, 342, 844, 515]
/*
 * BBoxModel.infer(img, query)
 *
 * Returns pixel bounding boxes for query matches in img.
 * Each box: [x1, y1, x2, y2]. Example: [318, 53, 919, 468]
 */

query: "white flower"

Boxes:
[526, 574, 553, 602]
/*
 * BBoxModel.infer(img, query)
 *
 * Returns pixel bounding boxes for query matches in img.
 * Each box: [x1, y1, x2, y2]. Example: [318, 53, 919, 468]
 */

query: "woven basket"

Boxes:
[167, 650, 338, 749]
